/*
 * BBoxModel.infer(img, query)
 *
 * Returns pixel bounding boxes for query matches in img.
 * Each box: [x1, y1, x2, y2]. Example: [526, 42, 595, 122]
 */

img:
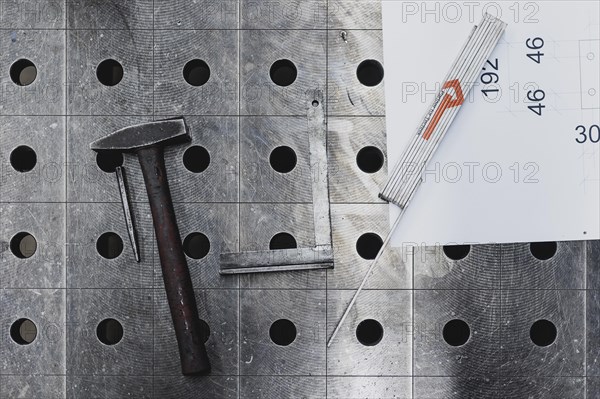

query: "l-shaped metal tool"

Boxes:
[219, 92, 334, 274]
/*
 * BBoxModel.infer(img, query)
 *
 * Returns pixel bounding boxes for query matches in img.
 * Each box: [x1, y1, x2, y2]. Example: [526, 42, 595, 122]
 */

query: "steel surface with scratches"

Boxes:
[0, 1, 598, 398]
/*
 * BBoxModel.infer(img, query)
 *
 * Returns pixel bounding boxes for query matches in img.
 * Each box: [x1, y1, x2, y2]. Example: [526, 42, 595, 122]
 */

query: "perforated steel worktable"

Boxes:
[0, 1, 598, 398]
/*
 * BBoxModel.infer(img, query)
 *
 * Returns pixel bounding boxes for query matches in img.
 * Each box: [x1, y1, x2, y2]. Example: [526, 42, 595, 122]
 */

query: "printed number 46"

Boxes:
[526, 37, 544, 64]
[527, 89, 545, 116]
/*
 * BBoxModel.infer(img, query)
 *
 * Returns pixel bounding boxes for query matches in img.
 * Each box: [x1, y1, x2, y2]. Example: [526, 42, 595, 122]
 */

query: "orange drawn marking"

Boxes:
[423, 79, 465, 140]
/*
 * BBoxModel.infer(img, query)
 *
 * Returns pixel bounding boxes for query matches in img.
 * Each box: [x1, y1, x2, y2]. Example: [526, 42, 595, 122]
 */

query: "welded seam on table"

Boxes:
[325, 0, 329, 396]
[63, 0, 68, 396]
[499, 244, 503, 390]
[584, 241, 588, 398]
[412, 247, 415, 397]
[151, 1, 156, 396]
[237, 0, 242, 396]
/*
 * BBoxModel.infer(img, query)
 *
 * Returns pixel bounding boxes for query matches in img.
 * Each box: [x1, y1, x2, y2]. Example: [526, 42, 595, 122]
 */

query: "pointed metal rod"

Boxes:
[116, 166, 141, 263]
[327, 210, 404, 347]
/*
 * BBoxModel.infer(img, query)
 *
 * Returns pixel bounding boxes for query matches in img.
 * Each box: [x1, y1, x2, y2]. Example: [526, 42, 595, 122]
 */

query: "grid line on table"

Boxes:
[499, 241, 502, 384]
[0, 114, 387, 118]
[412, 244, 415, 395]
[151, 1, 156, 396]
[584, 241, 588, 397]
[1, 373, 593, 378]
[2, 287, 596, 292]
[325, 0, 330, 394]
[63, 0, 69, 395]
[237, 2, 241, 397]
[0, 28, 384, 32]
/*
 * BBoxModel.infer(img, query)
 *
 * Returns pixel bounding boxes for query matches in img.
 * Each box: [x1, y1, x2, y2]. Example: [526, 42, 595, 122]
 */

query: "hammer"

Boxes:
[91, 118, 211, 375]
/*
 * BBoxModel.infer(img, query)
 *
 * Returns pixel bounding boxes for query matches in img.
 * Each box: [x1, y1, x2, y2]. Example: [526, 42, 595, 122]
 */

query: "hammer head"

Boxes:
[90, 117, 190, 152]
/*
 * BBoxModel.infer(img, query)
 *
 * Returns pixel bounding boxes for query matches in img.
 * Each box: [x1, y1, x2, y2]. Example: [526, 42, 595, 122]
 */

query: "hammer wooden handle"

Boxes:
[138, 146, 211, 376]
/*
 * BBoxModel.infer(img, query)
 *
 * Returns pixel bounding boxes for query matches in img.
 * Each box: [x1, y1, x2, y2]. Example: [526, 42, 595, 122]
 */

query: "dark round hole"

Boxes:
[199, 319, 211, 344]
[269, 146, 297, 174]
[530, 242, 557, 261]
[443, 319, 470, 347]
[356, 146, 384, 174]
[96, 319, 124, 345]
[10, 59, 37, 86]
[357, 59, 384, 87]
[356, 319, 384, 346]
[183, 59, 211, 87]
[269, 232, 298, 250]
[10, 318, 37, 345]
[530, 319, 557, 347]
[270, 59, 297, 87]
[10, 145, 37, 172]
[10, 232, 37, 259]
[269, 319, 297, 346]
[96, 151, 124, 173]
[96, 59, 124, 86]
[96, 232, 124, 259]
[312, 100, 319, 107]
[356, 233, 383, 260]
[443, 245, 471, 261]
[183, 146, 211, 173]
[183, 232, 211, 260]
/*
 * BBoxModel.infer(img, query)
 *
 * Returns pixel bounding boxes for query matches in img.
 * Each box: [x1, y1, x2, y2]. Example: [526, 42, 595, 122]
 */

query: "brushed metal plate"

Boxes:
[67, 30, 153, 116]
[327, 29, 384, 116]
[240, 289, 326, 376]
[327, 290, 411, 376]
[1, 289, 65, 375]
[240, 29, 326, 116]
[0, 30, 64, 116]
[66, 289, 153, 375]
[0, 116, 65, 203]
[241, 376, 326, 398]
[1, 204, 65, 288]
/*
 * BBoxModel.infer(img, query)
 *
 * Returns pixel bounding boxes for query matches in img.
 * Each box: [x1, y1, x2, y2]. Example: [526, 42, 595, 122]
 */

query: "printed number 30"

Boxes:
[576, 125, 600, 144]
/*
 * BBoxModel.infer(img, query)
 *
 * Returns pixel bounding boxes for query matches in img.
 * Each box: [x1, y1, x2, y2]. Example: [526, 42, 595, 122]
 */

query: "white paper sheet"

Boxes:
[383, 0, 600, 246]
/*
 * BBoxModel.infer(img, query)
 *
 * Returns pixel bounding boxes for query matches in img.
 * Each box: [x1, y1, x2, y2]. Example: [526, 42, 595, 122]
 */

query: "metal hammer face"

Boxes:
[91, 117, 211, 376]
[90, 118, 190, 152]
